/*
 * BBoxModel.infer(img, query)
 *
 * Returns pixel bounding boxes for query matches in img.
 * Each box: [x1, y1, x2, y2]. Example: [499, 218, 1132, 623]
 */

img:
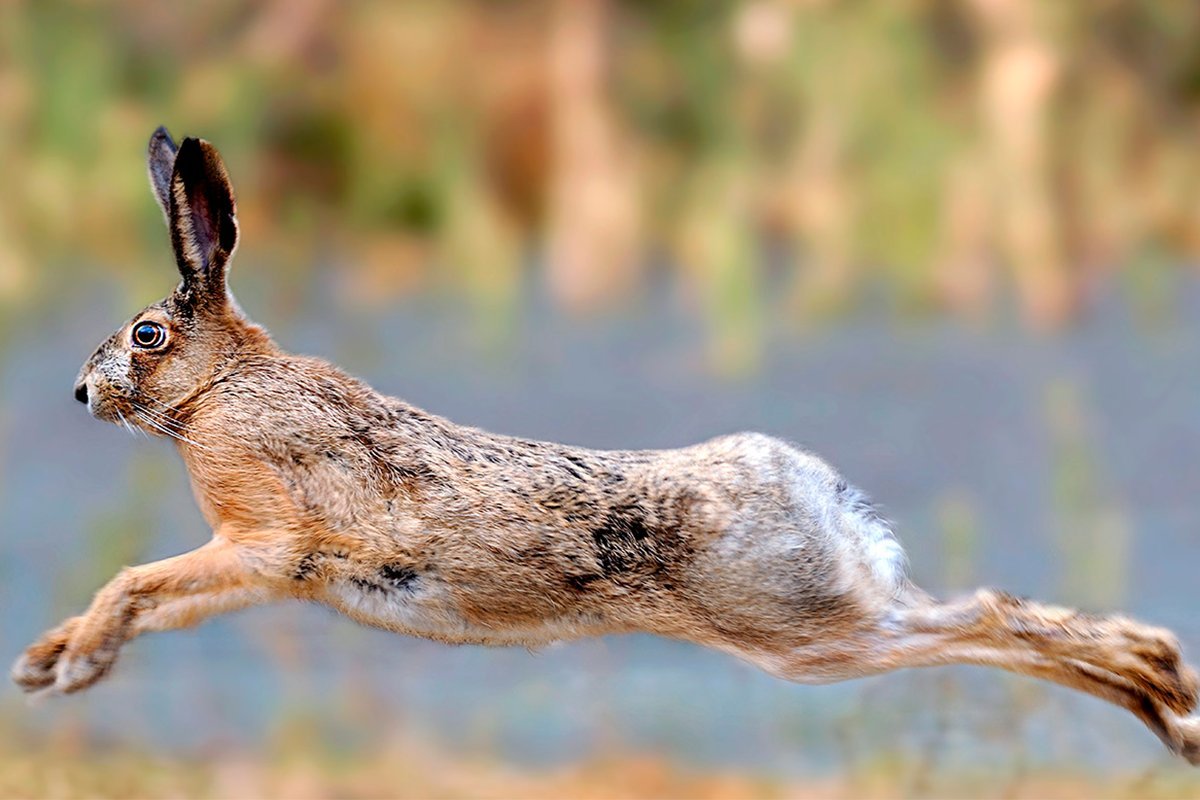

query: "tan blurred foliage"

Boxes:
[2, 0, 1200, 345]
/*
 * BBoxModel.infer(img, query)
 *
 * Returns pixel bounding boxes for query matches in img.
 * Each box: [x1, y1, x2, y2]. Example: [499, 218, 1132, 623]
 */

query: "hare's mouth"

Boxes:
[84, 394, 123, 424]
[94, 399, 153, 438]
[82, 386, 198, 446]
[77, 383, 132, 427]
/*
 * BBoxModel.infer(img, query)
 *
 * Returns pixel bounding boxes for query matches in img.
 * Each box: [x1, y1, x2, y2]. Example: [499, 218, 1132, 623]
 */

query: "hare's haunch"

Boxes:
[13, 128, 1200, 764]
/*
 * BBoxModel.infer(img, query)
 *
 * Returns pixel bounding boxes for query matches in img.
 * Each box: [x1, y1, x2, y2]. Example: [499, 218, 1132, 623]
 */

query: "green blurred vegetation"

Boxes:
[2, 1, 1200, 369]
[1047, 379, 1131, 609]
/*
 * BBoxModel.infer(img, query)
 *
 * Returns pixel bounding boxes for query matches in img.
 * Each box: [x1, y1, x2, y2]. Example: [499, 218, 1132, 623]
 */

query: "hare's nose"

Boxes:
[74, 382, 88, 404]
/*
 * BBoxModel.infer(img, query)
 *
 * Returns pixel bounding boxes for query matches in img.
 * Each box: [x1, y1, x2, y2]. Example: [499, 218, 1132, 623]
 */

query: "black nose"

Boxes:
[74, 382, 88, 404]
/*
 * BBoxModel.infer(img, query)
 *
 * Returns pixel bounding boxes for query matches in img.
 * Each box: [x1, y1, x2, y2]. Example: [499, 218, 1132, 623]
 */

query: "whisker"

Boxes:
[130, 409, 169, 436]
[131, 401, 187, 431]
[115, 409, 137, 438]
[134, 410, 183, 440]
[136, 408, 181, 430]
[135, 411, 193, 446]
[142, 395, 181, 413]
[131, 409, 210, 450]
[138, 398, 200, 430]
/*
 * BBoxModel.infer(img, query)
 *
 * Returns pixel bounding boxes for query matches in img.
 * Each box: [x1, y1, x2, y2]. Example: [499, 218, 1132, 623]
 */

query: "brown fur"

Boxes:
[12, 128, 1200, 764]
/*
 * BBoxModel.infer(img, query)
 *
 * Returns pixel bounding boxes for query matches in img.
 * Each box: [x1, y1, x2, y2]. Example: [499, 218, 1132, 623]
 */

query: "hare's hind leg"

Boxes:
[882, 589, 1200, 763]
[898, 590, 1198, 715]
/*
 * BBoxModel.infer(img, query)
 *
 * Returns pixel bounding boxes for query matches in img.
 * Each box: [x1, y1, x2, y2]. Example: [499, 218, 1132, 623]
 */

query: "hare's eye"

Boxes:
[131, 321, 167, 349]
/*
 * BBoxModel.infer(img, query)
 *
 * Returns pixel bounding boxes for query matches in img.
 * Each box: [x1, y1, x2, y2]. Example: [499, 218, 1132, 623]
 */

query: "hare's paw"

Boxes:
[53, 647, 119, 694]
[1113, 623, 1199, 717]
[1163, 714, 1200, 766]
[11, 618, 79, 693]
[52, 620, 127, 694]
[11, 651, 58, 693]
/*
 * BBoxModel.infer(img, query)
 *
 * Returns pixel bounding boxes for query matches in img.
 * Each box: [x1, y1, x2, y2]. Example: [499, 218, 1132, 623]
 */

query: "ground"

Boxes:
[4, 728, 1200, 800]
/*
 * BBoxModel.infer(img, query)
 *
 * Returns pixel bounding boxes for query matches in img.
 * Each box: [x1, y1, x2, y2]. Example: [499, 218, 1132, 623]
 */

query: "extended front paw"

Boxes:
[11, 617, 79, 693]
[49, 615, 130, 694]
[53, 646, 120, 694]
[11, 651, 58, 693]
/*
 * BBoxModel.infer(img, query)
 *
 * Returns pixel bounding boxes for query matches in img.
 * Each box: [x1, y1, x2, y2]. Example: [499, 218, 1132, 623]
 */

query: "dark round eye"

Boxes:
[131, 321, 167, 349]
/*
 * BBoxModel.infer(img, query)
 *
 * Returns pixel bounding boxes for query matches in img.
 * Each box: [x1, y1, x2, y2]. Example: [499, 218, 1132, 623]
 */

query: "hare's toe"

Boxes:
[1126, 631, 1199, 716]
[11, 621, 77, 693]
[53, 648, 118, 695]
[1170, 715, 1200, 766]
[11, 651, 59, 692]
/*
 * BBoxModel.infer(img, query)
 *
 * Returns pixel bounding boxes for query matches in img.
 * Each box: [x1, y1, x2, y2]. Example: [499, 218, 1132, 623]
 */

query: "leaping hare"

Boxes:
[13, 128, 1200, 763]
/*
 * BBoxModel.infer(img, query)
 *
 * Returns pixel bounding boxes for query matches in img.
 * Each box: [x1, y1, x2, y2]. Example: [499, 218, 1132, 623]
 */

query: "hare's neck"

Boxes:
[218, 317, 280, 368]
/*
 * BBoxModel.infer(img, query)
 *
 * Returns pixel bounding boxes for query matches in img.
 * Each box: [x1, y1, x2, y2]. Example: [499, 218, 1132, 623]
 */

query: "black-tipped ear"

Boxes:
[147, 126, 178, 220]
[169, 137, 239, 293]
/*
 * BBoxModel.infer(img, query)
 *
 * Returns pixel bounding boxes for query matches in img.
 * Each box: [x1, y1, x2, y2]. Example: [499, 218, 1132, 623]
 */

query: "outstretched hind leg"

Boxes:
[874, 630, 1199, 762]
[882, 589, 1200, 763]
[900, 589, 1198, 716]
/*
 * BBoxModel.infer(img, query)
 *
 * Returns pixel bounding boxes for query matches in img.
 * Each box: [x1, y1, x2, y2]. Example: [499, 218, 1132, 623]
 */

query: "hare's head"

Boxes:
[75, 127, 269, 432]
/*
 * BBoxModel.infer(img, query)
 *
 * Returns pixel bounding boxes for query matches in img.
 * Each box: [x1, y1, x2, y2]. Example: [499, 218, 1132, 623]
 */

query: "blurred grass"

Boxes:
[1047, 379, 1131, 608]
[4, 723, 1200, 800]
[2, 2, 1200, 371]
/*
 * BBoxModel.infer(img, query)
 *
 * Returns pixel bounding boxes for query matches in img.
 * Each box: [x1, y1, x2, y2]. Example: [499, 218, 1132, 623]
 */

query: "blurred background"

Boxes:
[2, 1, 1200, 797]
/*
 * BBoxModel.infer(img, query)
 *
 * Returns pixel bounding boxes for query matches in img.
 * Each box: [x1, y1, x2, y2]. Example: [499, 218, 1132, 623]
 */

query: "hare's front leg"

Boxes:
[12, 537, 269, 695]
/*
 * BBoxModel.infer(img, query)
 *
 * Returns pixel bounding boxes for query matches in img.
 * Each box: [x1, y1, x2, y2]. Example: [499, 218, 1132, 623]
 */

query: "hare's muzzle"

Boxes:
[74, 359, 99, 415]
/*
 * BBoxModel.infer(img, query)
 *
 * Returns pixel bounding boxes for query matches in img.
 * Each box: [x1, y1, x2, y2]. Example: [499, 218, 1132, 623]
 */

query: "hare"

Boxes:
[12, 127, 1200, 763]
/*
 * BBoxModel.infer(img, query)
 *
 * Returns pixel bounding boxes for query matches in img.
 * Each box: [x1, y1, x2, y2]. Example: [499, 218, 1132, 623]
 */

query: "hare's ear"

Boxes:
[169, 137, 238, 293]
[147, 126, 178, 220]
